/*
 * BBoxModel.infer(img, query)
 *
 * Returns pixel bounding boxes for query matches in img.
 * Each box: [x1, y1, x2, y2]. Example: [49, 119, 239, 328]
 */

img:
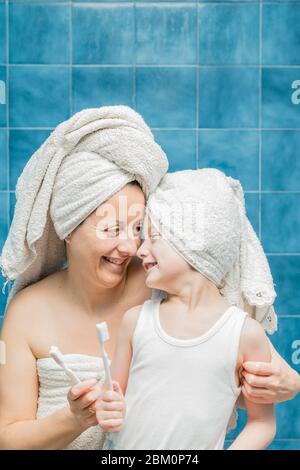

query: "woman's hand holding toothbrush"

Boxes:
[95, 380, 126, 432]
[67, 379, 102, 430]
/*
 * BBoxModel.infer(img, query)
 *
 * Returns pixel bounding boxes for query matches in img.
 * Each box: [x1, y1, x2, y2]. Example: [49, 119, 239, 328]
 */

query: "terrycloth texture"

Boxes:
[36, 354, 107, 450]
[146, 169, 277, 334]
[0, 105, 168, 305]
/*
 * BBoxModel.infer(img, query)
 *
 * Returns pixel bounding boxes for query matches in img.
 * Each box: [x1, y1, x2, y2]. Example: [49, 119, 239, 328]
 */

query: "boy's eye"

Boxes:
[150, 232, 160, 240]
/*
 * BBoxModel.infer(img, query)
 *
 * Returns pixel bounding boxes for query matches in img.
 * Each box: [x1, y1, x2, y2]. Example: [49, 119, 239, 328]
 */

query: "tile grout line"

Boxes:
[4, 127, 300, 131]
[133, 2, 136, 109]
[4, 64, 300, 68]
[273, 315, 300, 318]
[196, 3, 199, 169]
[5, 0, 9, 227]
[69, 0, 72, 116]
[258, 0, 262, 241]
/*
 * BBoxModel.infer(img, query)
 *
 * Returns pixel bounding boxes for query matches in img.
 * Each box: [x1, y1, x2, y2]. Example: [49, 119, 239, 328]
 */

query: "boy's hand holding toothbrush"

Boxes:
[95, 380, 126, 432]
[49, 321, 123, 433]
[95, 322, 126, 432]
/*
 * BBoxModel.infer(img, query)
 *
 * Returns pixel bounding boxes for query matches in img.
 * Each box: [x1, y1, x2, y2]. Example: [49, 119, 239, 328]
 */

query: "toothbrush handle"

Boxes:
[65, 368, 81, 385]
[102, 350, 113, 391]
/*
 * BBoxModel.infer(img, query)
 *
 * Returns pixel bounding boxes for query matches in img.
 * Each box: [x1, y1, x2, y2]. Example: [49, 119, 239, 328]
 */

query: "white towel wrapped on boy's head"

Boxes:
[0, 105, 168, 305]
[146, 168, 277, 334]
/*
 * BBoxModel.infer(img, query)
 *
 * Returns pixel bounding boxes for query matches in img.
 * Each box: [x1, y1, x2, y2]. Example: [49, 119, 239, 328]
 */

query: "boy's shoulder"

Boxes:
[120, 303, 144, 342]
[121, 298, 155, 342]
[123, 304, 143, 324]
[239, 314, 271, 363]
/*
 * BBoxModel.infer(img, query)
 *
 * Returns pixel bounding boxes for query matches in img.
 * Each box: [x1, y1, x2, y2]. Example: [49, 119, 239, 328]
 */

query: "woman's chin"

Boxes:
[97, 260, 128, 285]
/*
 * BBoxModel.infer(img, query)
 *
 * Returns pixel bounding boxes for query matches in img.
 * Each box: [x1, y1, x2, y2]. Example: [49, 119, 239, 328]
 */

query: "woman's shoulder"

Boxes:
[14, 269, 64, 299]
[2, 270, 65, 328]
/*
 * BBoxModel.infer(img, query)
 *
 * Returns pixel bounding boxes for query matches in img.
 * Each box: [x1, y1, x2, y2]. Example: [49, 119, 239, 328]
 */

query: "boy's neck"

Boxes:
[162, 280, 230, 314]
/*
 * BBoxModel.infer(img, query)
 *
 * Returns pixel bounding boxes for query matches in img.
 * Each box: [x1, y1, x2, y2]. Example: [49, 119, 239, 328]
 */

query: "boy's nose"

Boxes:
[137, 241, 149, 259]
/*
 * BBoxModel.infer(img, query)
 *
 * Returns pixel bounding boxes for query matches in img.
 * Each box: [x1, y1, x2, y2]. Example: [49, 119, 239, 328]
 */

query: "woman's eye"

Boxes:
[104, 227, 119, 236]
[135, 225, 142, 235]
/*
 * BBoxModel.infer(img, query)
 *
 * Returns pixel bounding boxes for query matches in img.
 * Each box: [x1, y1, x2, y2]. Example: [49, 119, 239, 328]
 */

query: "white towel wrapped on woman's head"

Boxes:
[146, 168, 277, 334]
[0, 105, 169, 305]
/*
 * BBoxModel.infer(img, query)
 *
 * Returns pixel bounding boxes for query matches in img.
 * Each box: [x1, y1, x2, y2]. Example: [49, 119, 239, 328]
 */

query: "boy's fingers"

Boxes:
[97, 410, 123, 421]
[112, 380, 123, 395]
[98, 418, 123, 429]
[95, 399, 124, 411]
[101, 390, 122, 402]
[102, 400, 125, 412]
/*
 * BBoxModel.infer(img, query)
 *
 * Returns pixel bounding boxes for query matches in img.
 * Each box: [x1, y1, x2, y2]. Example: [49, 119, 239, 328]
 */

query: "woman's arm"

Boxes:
[242, 338, 300, 404]
[0, 297, 100, 450]
[228, 317, 276, 450]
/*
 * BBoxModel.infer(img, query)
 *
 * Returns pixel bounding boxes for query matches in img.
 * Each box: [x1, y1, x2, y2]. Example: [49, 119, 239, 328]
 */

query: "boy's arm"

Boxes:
[103, 305, 142, 396]
[228, 317, 276, 450]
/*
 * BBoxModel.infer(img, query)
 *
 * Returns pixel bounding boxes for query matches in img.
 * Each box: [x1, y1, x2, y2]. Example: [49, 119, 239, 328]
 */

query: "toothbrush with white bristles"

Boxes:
[49, 346, 81, 385]
[96, 322, 113, 391]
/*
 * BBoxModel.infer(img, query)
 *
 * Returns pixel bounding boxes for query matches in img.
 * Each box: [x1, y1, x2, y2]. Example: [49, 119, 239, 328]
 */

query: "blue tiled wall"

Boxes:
[0, 0, 299, 450]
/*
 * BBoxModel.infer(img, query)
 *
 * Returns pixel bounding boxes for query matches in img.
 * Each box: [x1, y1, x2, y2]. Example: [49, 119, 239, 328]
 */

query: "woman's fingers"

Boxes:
[80, 388, 102, 409]
[242, 381, 275, 401]
[242, 371, 274, 389]
[66, 378, 104, 429]
[242, 361, 274, 376]
[68, 379, 98, 401]
[242, 385, 271, 404]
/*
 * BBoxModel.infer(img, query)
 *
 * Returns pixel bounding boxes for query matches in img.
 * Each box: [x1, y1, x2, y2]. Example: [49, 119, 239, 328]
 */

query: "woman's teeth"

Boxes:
[103, 256, 125, 265]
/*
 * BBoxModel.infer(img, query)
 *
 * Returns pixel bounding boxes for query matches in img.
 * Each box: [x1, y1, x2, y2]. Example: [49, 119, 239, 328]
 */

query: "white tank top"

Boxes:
[106, 297, 248, 450]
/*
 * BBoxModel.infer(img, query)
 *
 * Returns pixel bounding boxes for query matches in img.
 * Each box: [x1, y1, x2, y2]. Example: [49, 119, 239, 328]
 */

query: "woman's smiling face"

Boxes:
[65, 183, 146, 288]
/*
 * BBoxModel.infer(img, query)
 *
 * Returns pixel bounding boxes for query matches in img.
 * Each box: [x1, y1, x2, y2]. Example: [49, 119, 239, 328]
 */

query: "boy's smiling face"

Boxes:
[137, 215, 193, 291]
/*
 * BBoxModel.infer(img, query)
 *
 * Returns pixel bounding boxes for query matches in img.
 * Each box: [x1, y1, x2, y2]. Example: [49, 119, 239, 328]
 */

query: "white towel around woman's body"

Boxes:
[36, 354, 106, 450]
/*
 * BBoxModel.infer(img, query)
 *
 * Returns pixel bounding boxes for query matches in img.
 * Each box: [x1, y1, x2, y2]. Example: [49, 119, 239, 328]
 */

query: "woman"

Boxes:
[0, 106, 299, 450]
[0, 106, 168, 450]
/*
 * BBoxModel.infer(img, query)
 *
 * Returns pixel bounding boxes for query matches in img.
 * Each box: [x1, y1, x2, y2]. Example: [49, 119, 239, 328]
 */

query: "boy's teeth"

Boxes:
[148, 262, 157, 270]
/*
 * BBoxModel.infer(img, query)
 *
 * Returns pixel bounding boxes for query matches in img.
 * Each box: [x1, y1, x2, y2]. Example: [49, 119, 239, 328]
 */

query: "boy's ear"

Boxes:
[64, 234, 71, 245]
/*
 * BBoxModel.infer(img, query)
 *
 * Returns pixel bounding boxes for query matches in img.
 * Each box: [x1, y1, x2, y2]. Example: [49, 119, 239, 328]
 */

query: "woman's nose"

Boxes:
[118, 237, 138, 256]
